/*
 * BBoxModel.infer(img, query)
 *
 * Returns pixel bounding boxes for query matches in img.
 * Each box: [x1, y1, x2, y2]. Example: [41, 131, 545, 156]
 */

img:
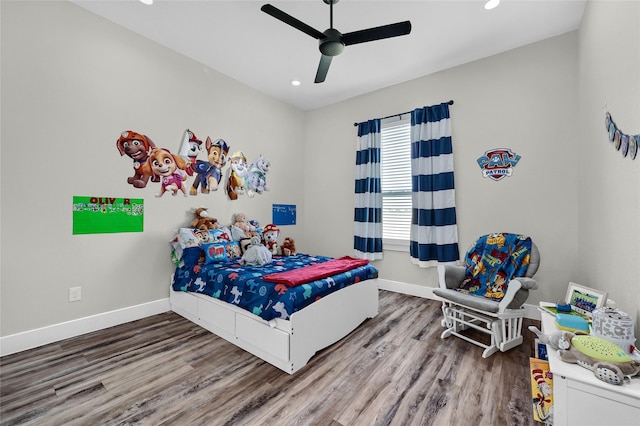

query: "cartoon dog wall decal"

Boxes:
[116, 130, 159, 188]
[245, 155, 271, 197]
[190, 138, 230, 195]
[226, 151, 249, 200]
[177, 129, 203, 176]
[141, 147, 189, 197]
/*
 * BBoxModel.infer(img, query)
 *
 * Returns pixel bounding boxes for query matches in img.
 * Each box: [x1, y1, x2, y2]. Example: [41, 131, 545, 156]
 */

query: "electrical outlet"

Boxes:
[69, 286, 82, 302]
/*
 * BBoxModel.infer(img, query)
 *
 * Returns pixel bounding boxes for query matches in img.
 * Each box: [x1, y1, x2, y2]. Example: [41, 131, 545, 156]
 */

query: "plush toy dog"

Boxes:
[190, 138, 230, 195]
[226, 151, 249, 200]
[141, 148, 188, 197]
[190, 207, 219, 230]
[116, 130, 160, 188]
[279, 237, 296, 256]
[529, 326, 640, 385]
[263, 224, 280, 255]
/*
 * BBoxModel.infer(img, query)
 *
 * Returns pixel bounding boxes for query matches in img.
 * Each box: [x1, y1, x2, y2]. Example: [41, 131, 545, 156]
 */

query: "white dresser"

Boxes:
[540, 309, 640, 425]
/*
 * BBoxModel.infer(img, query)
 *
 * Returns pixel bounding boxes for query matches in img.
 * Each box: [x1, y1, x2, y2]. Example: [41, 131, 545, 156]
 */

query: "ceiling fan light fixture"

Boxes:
[291, 80, 301, 86]
[319, 28, 345, 56]
[319, 40, 345, 56]
[139, 0, 154, 5]
[484, 0, 500, 10]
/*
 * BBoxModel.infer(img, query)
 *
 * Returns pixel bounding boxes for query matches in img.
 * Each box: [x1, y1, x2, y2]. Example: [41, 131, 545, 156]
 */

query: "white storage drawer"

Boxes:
[197, 297, 235, 335]
[236, 313, 290, 361]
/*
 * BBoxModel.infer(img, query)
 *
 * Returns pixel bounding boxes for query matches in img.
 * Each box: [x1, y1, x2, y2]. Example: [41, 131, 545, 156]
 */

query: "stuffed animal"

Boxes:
[141, 148, 189, 197]
[279, 237, 296, 256]
[225, 151, 248, 200]
[263, 224, 280, 255]
[232, 212, 256, 233]
[116, 130, 160, 188]
[239, 235, 272, 266]
[190, 138, 230, 195]
[529, 326, 640, 385]
[190, 207, 219, 230]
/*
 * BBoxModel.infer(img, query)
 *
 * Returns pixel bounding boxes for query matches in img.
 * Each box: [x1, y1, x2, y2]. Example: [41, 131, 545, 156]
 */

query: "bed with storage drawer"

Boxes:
[170, 249, 379, 374]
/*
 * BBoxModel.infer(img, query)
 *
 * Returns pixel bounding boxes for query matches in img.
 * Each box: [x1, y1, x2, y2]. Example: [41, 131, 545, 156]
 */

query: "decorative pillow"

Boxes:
[202, 242, 229, 263]
[225, 241, 242, 260]
[202, 240, 243, 264]
[170, 227, 235, 263]
[457, 233, 532, 301]
[181, 246, 202, 268]
[210, 228, 232, 242]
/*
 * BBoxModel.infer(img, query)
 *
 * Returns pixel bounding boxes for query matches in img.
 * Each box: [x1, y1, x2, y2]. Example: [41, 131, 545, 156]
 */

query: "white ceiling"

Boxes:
[71, 0, 586, 111]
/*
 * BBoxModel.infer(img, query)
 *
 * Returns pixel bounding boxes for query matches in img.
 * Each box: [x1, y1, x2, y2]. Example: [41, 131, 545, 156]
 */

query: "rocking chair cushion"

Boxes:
[433, 287, 502, 313]
[434, 285, 531, 311]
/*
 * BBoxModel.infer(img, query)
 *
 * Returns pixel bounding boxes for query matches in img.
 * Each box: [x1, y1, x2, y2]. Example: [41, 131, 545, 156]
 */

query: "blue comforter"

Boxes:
[172, 254, 378, 321]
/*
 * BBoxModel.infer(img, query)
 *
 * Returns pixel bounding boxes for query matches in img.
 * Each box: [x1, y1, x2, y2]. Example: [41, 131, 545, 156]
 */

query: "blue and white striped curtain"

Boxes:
[354, 119, 383, 260]
[409, 103, 459, 266]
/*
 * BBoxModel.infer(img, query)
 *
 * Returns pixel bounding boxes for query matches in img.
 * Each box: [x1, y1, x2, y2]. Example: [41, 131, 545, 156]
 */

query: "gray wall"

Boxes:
[577, 1, 640, 336]
[2, 1, 638, 344]
[1, 1, 305, 336]
[305, 32, 580, 306]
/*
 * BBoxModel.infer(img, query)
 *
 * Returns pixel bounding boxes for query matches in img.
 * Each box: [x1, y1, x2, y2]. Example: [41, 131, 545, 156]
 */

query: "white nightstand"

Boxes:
[539, 307, 640, 425]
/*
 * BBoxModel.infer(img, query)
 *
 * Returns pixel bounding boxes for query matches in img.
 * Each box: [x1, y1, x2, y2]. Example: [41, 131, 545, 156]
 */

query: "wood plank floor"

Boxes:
[1, 291, 542, 426]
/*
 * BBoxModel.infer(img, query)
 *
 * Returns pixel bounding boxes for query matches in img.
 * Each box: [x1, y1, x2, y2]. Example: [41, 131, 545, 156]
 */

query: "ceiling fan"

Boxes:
[261, 0, 412, 83]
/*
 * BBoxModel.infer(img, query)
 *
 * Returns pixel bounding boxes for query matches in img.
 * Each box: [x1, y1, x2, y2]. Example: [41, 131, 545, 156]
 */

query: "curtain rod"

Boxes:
[353, 100, 454, 127]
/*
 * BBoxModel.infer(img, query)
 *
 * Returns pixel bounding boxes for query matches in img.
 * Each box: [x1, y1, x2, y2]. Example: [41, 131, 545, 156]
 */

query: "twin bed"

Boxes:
[169, 242, 380, 374]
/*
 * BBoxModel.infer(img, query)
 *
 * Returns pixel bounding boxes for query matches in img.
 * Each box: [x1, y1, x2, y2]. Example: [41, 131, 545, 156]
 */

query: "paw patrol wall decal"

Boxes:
[245, 155, 271, 197]
[116, 130, 159, 188]
[178, 129, 203, 176]
[115, 130, 272, 198]
[226, 151, 248, 200]
[189, 137, 230, 195]
[476, 148, 521, 181]
[141, 148, 189, 197]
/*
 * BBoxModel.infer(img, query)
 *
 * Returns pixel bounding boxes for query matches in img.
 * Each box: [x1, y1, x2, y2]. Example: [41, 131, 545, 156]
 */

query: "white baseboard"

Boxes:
[0, 298, 170, 357]
[378, 278, 540, 320]
[2, 282, 543, 358]
[377, 278, 441, 300]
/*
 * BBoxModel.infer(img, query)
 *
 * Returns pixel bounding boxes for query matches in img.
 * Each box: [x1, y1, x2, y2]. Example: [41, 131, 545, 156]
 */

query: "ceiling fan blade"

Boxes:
[314, 55, 333, 83]
[261, 4, 326, 40]
[342, 21, 412, 46]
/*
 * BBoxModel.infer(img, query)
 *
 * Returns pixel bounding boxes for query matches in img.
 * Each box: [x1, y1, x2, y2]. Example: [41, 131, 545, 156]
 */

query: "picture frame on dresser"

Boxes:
[565, 282, 607, 317]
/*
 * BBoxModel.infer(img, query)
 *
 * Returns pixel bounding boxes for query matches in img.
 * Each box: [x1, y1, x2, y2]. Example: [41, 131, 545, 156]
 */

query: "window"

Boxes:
[381, 118, 411, 251]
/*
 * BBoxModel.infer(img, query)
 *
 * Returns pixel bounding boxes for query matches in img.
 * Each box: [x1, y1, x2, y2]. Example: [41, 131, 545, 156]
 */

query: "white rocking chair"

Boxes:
[433, 233, 540, 358]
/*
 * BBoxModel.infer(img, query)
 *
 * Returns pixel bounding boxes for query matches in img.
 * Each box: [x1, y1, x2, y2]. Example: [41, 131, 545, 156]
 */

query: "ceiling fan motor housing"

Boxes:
[319, 28, 344, 56]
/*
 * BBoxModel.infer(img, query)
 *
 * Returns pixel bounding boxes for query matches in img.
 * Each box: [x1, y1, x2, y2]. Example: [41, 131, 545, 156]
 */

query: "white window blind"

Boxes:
[381, 119, 411, 249]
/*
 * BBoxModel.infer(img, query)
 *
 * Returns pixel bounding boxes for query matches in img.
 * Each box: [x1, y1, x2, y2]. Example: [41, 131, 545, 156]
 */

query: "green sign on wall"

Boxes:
[73, 196, 144, 234]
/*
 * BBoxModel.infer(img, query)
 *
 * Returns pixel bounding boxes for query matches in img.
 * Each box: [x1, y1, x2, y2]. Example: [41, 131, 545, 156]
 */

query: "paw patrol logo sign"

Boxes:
[476, 148, 521, 181]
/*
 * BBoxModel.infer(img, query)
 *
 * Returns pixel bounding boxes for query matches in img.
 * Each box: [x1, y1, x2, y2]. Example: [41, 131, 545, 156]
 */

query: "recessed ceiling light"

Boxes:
[484, 0, 500, 10]
[140, 0, 154, 5]
[291, 80, 301, 86]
